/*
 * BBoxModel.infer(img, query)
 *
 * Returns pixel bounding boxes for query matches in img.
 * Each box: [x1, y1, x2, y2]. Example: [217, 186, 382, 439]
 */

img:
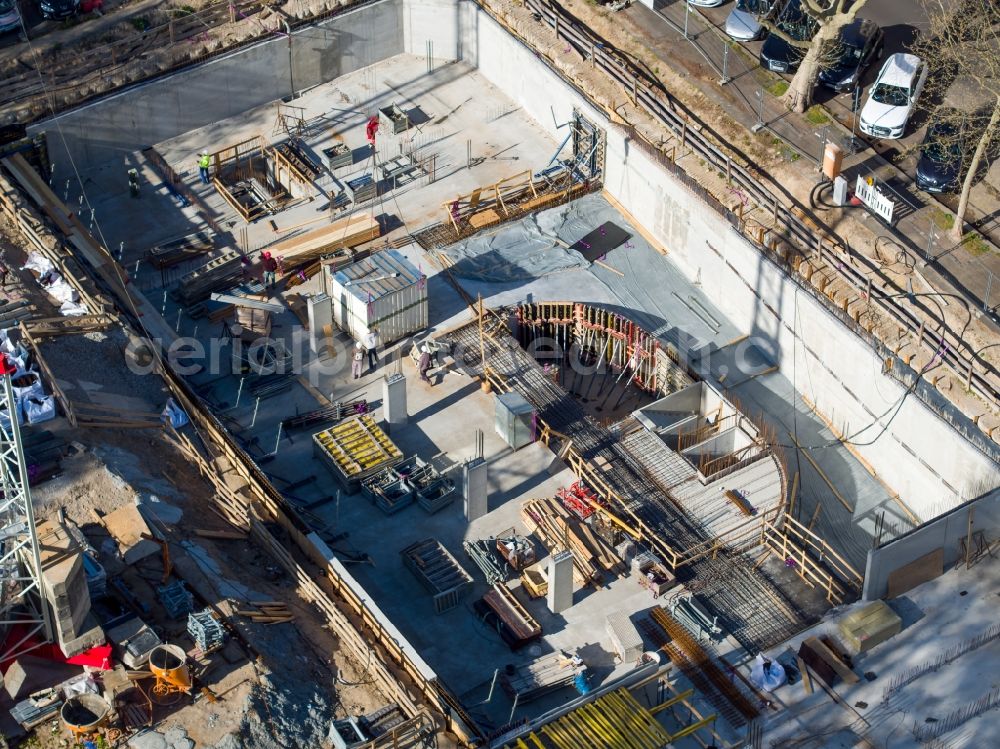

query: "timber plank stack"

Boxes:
[521, 497, 622, 587]
[236, 601, 294, 624]
[146, 231, 214, 269]
[478, 583, 541, 648]
[173, 250, 245, 305]
[264, 213, 380, 264]
[500, 650, 585, 703]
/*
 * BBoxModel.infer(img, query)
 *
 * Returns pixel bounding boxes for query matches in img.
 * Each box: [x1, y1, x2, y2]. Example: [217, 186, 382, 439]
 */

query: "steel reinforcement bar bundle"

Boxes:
[488, 0, 1000, 416]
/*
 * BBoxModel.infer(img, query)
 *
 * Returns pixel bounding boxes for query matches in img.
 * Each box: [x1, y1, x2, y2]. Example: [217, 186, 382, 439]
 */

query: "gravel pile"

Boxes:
[207, 624, 336, 749]
[38, 328, 170, 408]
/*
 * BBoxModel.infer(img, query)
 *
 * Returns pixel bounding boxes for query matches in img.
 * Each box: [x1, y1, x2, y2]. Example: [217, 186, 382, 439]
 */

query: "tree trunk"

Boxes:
[951, 94, 1000, 241]
[782, 19, 848, 114]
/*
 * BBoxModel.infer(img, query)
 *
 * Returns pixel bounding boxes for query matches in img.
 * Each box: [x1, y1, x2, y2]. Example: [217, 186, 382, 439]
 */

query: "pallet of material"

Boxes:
[235, 305, 271, 342]
[146, 232, 214, 269]
[477, 583, 541, 649]
[10, 696, 62, 729]
[401, 538, 473, 614]
[371, 476, 415, 515]
[798, 636, 859, 688]
[521, 497, 622, 587]
[264, 213, 380, 264]
[416, 477, 456, 514]
[235, 601, 294, 624]
[520, 563, 548, 598]
[362, 459, 419, 511]
[322, 143, 352, 171]
[273, 141, 321, 181]
[725, 489, 756, 517]
[312, 414, 403, 491]
[500, 650, 585, 703]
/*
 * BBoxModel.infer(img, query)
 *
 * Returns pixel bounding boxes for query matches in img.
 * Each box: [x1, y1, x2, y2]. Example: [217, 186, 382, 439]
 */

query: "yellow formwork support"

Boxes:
[649, 688, 695, 715]
[504, 687, 694, 749]
[600, 692, 659, 747]
[669, 714, 718, 741]
[579, 701, 636, 749]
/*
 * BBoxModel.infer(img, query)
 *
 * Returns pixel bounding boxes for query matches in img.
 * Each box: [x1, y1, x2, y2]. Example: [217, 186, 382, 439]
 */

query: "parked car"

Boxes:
[0, 0, 20, 33]
[916, 120, 964, 193]
[688, 0, 726, 7]
[38, 0, 80, 21]
[726, 0, 774, 41]
[759, 0, 816, 74]
[818, 18, 884, 93]
[858, 53, 928, 140]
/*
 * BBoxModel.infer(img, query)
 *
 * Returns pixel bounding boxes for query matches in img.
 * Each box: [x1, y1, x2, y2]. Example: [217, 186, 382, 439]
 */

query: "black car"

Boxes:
[916, 121, 964, 193]
[818, 18, 884, 93]
[38, 0, 79, 20]
[759, 0, 816, 74]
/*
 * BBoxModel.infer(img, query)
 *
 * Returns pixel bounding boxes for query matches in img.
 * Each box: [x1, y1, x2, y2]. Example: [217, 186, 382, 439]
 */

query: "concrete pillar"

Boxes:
[547, 550, 574, 614]
[306, 293, 332, 355]
[463, 457, 487, 522]
[383, 373, 407, 426]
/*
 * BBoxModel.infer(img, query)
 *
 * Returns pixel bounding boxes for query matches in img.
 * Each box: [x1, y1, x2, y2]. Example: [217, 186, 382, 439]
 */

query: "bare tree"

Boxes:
[910, 0, 1000, 240]
[761, 0, 870, 113]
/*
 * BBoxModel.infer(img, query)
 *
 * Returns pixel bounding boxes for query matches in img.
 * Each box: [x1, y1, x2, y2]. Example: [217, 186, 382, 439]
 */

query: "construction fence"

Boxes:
[1, 0, 382, 118]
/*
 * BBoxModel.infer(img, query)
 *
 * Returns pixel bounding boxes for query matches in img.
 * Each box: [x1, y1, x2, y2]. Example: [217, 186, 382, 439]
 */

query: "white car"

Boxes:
[688, 0, 726, 7]
[858, 53, 928, 140]
[725, 0, 774, 41]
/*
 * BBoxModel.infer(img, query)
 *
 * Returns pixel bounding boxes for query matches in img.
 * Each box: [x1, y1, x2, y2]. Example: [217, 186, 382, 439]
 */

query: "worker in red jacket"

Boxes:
[261, 251, 278, 291]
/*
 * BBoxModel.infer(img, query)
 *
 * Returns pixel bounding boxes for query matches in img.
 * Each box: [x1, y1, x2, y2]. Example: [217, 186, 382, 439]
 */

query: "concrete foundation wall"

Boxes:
[863, 488, 1000, 600]
[455, 1, 999, 519]
[402, 0, 464, 62]
[605, 126, 999, 518]
[36, 1, 403, 178]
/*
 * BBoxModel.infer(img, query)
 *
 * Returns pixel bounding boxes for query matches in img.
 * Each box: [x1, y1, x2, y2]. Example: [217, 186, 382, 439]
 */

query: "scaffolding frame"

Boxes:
[0, 368, 52, 661]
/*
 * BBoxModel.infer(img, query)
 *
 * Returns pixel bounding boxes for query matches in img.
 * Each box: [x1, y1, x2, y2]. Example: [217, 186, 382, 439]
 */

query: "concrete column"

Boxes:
[306, 293, 332, 355]
[463, 457, 487, 522]
[383, 373, 407, 426]
[547, 550, 574, 614]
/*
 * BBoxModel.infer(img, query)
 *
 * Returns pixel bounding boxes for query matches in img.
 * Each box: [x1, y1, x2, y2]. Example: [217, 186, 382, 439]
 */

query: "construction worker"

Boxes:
[351, 341, 364, 379]
[198, 151, 211, 184]
[261, 251, 278, 291]
[418, 345, 432, 384]
[363, 326, 379, 371]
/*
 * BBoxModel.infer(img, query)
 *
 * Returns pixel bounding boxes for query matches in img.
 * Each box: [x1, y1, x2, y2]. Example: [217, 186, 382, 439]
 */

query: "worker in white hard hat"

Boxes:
[352, 341, 364, 380]
[418, 344, 432, 384]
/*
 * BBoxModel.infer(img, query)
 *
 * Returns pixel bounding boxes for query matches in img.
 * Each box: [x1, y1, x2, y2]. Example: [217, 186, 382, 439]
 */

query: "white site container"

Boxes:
[327, 249, 428, 344]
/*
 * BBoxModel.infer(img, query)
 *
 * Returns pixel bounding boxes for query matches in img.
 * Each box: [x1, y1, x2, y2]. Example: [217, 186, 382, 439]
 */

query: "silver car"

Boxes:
[725, 0, 774, 41]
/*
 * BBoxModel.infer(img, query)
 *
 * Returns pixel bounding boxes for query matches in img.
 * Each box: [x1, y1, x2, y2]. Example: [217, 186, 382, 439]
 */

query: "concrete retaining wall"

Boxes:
[863, 488, 1000, 600]
[447, 1, 999, 519]
[36, 1, 402, 178]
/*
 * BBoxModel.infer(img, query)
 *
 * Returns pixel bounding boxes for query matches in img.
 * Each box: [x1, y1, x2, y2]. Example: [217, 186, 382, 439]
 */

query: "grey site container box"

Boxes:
[495, 391, 535, 450]
[345, 173, 377, 203]
[379, 103, 410, 135]
[322, 143, 352, 171]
